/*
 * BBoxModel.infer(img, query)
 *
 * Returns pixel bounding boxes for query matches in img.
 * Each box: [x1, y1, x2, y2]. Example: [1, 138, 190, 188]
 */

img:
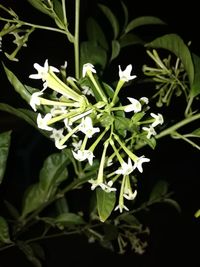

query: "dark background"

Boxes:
[0, 0, 200, 266]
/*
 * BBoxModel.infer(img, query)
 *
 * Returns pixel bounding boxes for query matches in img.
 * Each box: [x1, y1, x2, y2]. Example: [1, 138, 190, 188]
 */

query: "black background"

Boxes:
[0, 0, 200, 266]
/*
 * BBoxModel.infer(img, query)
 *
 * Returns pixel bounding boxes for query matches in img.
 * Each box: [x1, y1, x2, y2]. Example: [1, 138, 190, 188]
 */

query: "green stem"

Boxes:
[184, 96, 194, 117]
[172, 131, 200, 151]
[156, 113, 200, 139]
[62, 0, 67, 27]
[74, 0, 80, 79]
[0, 17, 71, 37]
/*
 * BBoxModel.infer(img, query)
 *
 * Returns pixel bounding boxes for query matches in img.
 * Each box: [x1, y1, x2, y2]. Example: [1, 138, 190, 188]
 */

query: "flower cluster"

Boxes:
[29, 60, 163, 212]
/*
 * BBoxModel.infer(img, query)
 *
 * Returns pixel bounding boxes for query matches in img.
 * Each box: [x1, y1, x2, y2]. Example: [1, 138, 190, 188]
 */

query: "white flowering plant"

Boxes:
[0, 0, 199, 265]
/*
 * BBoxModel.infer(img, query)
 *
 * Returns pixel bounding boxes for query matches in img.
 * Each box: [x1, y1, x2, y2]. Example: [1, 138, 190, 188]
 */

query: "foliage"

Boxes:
[0, 1, 199, 266]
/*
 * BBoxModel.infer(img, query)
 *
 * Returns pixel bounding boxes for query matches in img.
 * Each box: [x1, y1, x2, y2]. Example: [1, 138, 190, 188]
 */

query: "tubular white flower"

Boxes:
[133, 155, 150, 173]
[81, 85, 94, 96]
[123, 189, 137, 200]
[30, 60, 84, 102]
[29, 59, 59, 81]
[124, 97, 142, 113]
[89, 179, 117, 192]
[72, 140, 82, 151]
[150, 113, 164, 127]
[115, 158, 134, 176]
[118, 64, 137, 82]
[79, 116, 100, 138]
[50, 128, 65, 141]
[114, 203, 129, 213]
[142, 126, 157, 139]
[82, 63, 96, 77]
[30, 91, 43, 111]
[55, 140, 67, 150]
[37, 113, 54, 131]
[72, 149, 94, 165]
[50, 106, 68, 116]
[140, 97, 149, 104]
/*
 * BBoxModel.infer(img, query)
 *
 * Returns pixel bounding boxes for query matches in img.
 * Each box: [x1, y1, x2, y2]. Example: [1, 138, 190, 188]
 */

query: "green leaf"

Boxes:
[140, 135, 156, 150]
[96, 188, 116, 222]
[119, 33, 144, 48]
[2, 63, 32, 104]
[21, 184, 47, 218]
[0, 216, 11, 244]
[149, 180, 169, 202]
[162, 198, 181, 213]
[55, 212, 85, 227]
[98, 4, 119, 39]
[0, 103, 50, 139]
[4, 200, 20, 219]
[190, 128, 200, 137]
[86, 17, 108, 50]
[80, 41, 107, 71]
[110, 40, 120, 62]
[53, 0, 64, 23]
[131, 111, 145, 124]
[114, 116, 132, 137]
[39, 149, 69, 192]
[0, 131, 11, 184]
[118, 214, 141, 228]
[125, 16, 166, 34]
[54, 197, 69, 214]
[121, 1, 129, 30]
[190, 53, 200, 98]
[18, 241, 42, 267]
[30, 243, 45, 261]
[146, 34, 194, 86]
[102, 82, 116, 100]
[27, 0, 53, 18]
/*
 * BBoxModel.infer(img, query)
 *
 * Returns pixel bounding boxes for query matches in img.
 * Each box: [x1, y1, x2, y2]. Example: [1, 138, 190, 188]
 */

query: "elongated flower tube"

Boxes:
[29, 60, 85, 102]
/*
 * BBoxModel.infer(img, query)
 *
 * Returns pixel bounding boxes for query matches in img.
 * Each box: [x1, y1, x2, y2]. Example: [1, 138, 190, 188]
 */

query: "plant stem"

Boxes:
[74, 0, 80, 79]
[0, 17, 70, 36]
[172, 131, 200, 151]
[156, 113, 200, 139]
[62, 0, 67, 27]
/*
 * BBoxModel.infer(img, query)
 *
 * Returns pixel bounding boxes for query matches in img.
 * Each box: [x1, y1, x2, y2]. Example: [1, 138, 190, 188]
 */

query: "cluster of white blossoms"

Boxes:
[29, 60, 164, 213]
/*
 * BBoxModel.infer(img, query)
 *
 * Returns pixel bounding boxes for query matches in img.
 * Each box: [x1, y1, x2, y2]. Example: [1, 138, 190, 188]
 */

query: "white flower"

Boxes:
[55, 140, 67, 150]
[114, 203, 129, 213]
[115, 158, 134, 176]
[81, 85, 94, 96]
[30, 91, 43, 111]
[37, 113, 53, 131]
[123, 189, 137, 200]
[142, 126, 157, 139]
[72, 140, 82, 151]
[29, 59, 59, 81]
[82, 63, 96, 77]
[64, 118, 78, 138]
[124, 97, 142, 113]
[89, 179, 117, 192]
[50, 106, 68, 116]
[72, 149, 94, 165]
[150, 113, 164, 127]
[79, 116, 100, 138]
[133, 156, 150, 173]
[50, 128, 65, 142]
[140, 97, 149, 104]
[106, 158, 113, 167]
[118, 64, 137, 82]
